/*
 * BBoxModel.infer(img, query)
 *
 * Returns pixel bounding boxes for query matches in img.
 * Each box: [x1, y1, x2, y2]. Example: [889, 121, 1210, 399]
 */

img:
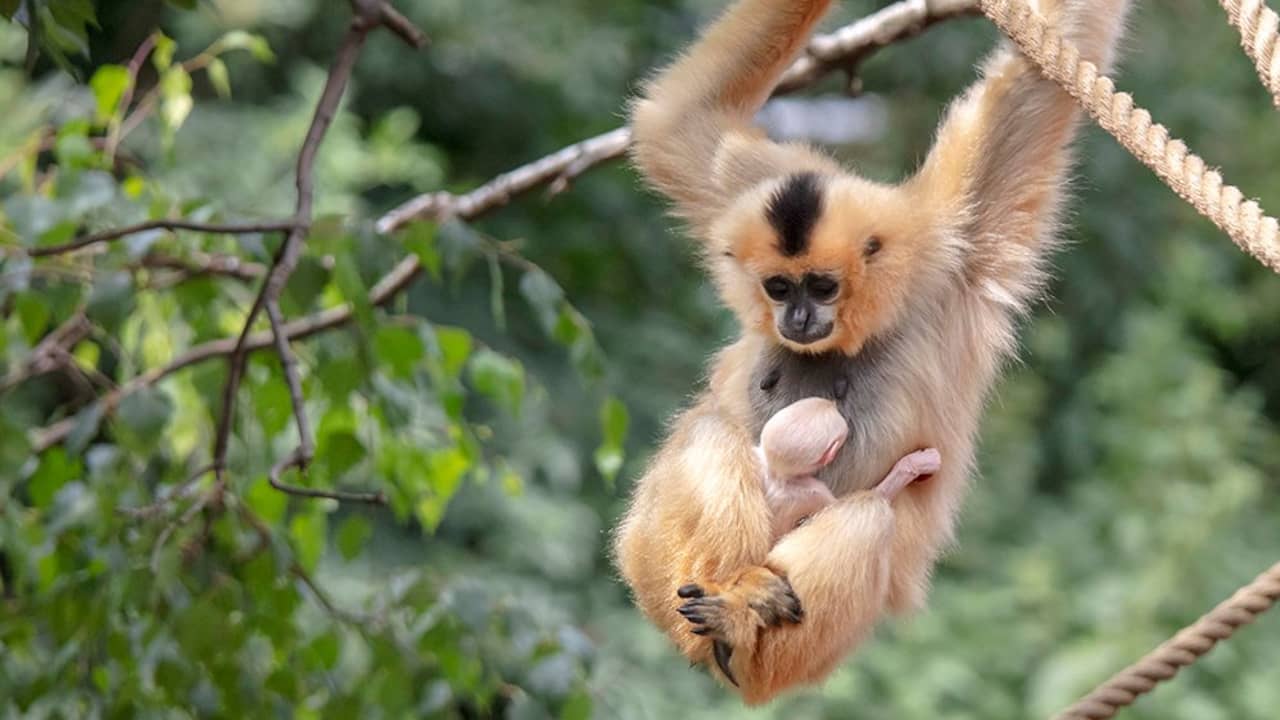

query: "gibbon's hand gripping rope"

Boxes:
[973, 1, 1280, 717]
[977, 0, 1280, 275]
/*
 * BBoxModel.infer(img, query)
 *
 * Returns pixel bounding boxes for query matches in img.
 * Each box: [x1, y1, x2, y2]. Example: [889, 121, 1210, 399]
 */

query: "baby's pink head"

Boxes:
[760, 397, 848, 479]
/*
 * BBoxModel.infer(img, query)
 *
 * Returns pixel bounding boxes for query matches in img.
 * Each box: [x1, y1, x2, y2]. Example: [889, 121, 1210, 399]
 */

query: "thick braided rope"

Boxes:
[1051, 561, 1280, 719]
[977, 0, 1280, 275]
[1219, 0, 1280, 107]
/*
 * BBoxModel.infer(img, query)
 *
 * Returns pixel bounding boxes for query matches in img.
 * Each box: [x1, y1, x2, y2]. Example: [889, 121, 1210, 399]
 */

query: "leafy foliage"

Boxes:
[2, 1, 1279, 719]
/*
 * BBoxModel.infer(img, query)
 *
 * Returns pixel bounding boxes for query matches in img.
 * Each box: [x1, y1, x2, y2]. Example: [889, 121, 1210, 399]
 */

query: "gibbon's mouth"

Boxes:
[779, 321, 834, 345]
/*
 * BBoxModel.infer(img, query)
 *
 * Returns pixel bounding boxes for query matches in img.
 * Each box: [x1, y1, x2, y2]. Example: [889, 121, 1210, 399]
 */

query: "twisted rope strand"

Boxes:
[1219, 0, 1280, 107]
[977, 0, 1280, 274]
[1051, 561, 1280, 719]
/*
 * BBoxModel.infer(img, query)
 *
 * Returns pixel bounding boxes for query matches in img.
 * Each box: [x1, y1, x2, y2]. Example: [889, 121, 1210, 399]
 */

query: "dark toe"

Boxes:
[712, 641, 738, 687]
[677, 584, 704, 599]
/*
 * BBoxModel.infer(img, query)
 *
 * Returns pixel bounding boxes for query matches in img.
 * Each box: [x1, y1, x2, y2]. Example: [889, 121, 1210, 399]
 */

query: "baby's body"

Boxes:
[757, 397, 941, 542]
[756, 397, 843, 542]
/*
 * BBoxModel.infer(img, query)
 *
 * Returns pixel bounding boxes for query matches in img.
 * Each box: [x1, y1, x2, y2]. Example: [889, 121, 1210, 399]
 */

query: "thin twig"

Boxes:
[137, 250, 267, 282]
[27, 218, 297, 258]
[212, 10, 375, 481]
[269, 452, 387, 504]
[105, 33, 158, 163]
[373, 0, 429, 48]
[149, 489, 212, 573]
[118, 463, 216, 520]
[0, 312, 92, 393]
[374, 0, 979, 233]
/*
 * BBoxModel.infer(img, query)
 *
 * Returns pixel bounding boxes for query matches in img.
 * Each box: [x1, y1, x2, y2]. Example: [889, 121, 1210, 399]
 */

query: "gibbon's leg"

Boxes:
[676, 449, 940, 704]
[612, 403, 781, 673]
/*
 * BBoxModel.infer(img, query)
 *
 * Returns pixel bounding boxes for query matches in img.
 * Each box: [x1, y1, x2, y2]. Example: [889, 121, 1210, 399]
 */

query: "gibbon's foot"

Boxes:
[676, 568, 803, 685]
[875, 448, 941, 500]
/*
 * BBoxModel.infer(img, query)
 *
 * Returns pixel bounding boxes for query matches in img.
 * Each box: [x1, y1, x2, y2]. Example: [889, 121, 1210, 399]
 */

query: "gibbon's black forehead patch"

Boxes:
[766, 172, 823, 257]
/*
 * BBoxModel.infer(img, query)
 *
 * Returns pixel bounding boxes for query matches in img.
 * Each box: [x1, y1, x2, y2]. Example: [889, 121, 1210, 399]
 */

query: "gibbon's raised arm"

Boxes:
[915, 0, 1131, 308]
[630, 0, 839, 235]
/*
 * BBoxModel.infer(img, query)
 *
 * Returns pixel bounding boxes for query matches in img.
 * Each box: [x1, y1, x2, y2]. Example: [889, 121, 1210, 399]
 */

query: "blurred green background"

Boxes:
[2, 0, 1278, 718]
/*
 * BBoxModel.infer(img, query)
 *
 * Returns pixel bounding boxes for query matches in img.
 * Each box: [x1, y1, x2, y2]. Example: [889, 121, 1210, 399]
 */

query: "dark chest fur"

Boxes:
[748, 337, 900, 489]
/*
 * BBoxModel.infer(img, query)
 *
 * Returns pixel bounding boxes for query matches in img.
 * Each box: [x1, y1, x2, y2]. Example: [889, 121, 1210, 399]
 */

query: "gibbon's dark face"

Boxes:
[761, 272, 839, 344]
[716, 171, 931, 356]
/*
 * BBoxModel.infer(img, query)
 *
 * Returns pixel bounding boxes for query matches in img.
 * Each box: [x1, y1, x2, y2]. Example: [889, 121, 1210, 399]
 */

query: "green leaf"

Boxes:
[402, 223, 441, 281]
[14, 293, 51, 343]
[246, 476, 288, 525]
[560, 690, 592, 720]
[434, 326, 472, 379]
[594, 396, 628, 488]
[165, 0, 197, 9]
[206, 57, 231, 98]
[599, 396, 628, 446]
[519, 268, 565, 332]
[317, 430, 365, 478]
[65, 400, 106, 453]
[252, 378, 293, 439]
[152, 33, 176, 71]
[336, 515, 372, 561]
[89, 64, 130, 122]
[593, 447, 623, 488]
[289, 511, 328, 572]
[373, 325, 426, 379]
[306, 631, 341, 670]
[488, 253, 506, 331]
[159, 67, 193, 132]
[5, 195, 59, 245]
[283, 255, 329, 315]
[468, 349, 525, 416]
[28, 448, 82, 509]
[215, 30, 275, 63]
[86, 272, 134, 333]
[116, 387, 174, 446]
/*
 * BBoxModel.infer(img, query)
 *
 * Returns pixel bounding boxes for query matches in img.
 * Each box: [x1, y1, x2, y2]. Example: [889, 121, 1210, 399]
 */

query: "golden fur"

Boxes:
[614, 0, 1130, 704]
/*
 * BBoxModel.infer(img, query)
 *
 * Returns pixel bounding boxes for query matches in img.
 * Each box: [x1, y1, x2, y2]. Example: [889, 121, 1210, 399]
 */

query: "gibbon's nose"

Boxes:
[780, 304, 832, 344]
[785, 304, 810, 332]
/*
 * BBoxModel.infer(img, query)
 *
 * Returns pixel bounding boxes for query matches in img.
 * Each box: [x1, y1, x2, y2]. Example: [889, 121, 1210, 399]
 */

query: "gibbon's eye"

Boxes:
[763, 276, 791, 301]
[864, 236, 883, 257]
[806, 274, 839, 302]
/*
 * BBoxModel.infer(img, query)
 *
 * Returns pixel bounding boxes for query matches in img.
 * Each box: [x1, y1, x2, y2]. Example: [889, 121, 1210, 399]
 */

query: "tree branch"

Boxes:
[375, 0, 979, 234]
[25, 218, 298, 258]
[0, 311, 92, 393]
[137, 250, 267, 282]
[373, 0, 429, 49]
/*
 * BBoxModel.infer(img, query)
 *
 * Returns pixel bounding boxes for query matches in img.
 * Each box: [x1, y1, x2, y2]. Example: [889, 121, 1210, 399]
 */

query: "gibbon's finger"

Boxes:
[676, 583, 705, 599]
[713, 640, 739, 687]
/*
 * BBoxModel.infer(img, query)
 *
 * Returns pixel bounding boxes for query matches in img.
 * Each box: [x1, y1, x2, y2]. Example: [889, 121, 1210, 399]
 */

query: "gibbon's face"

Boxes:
[712, 172, 936, 356]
